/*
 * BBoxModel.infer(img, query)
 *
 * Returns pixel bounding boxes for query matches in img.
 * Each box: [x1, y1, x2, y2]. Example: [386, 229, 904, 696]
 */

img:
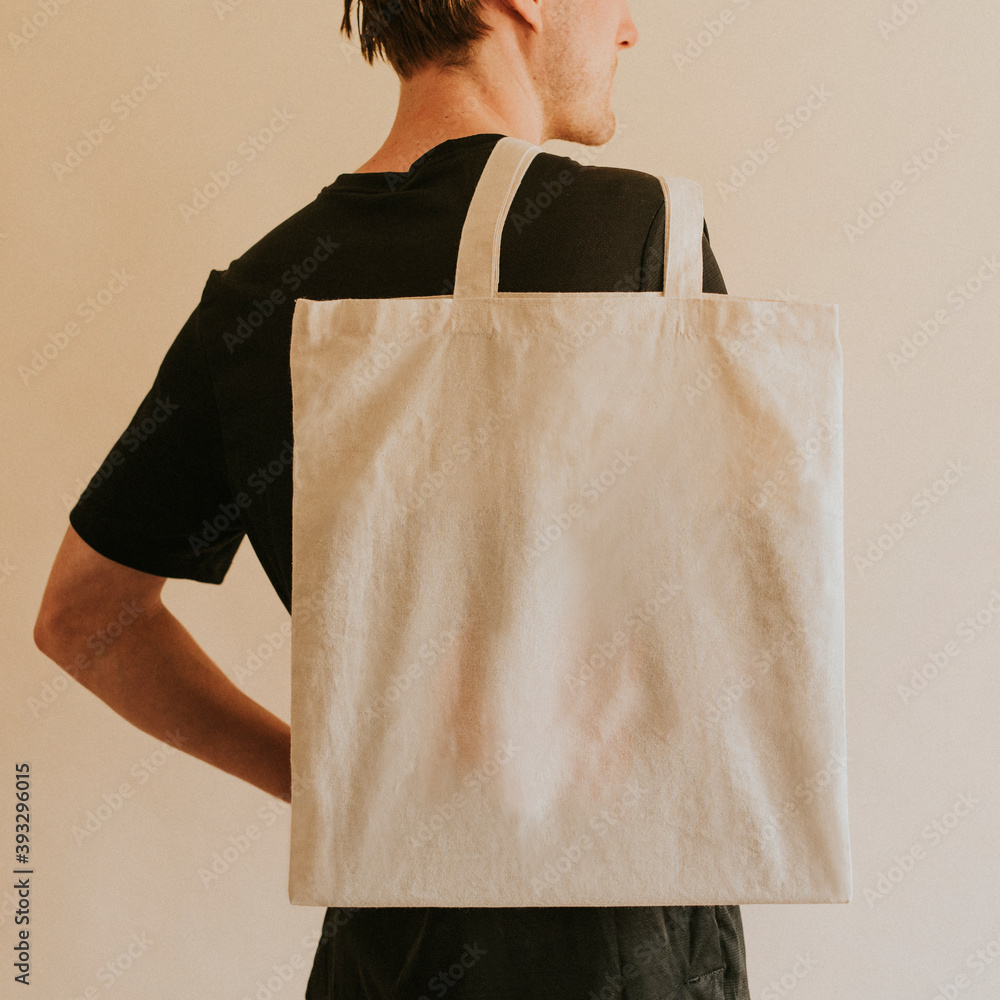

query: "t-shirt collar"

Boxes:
[326, 132, 508, 192]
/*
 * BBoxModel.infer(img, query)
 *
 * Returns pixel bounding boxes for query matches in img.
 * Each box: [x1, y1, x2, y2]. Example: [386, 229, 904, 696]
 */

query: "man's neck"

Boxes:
[352, 64, 544, 174]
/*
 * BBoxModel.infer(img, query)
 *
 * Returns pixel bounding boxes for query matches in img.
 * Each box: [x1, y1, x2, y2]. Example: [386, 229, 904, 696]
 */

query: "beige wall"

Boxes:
[5, 0, 1000, 996]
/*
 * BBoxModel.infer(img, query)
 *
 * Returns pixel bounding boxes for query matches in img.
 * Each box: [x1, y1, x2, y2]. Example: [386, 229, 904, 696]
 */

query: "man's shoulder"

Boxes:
[203, 193, 343, 302]
[522, 147, 722, 294]
[197, 142, 700, 305]
[526, 147, 665, 218]
[205, 144, 668, 278]
[193, 191, 345, 369]
[498, 147, 669, 292]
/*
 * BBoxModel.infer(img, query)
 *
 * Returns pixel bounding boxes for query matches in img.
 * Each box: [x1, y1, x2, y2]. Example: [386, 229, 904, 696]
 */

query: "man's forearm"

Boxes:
[38, 601, 292, 803]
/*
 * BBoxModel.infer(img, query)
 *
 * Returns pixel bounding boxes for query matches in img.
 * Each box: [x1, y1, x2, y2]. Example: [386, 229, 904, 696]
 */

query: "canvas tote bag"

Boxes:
[287, 135, 851, 907]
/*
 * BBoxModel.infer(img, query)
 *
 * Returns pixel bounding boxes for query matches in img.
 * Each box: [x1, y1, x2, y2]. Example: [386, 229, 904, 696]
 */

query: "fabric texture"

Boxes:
[305, 904, 750, 1000]
[66, 132, 758, 998]
[287, 137, 850, 908]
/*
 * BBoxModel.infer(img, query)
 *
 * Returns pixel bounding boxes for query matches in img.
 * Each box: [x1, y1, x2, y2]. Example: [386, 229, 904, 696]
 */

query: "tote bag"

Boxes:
[287, 135, 851, 907]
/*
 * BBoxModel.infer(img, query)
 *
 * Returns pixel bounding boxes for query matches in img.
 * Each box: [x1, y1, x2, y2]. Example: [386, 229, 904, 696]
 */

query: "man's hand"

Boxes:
[33, 524, 291, 803]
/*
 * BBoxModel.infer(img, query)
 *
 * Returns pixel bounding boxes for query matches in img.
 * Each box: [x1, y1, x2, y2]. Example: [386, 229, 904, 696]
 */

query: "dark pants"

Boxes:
[305, 904, 751, 999]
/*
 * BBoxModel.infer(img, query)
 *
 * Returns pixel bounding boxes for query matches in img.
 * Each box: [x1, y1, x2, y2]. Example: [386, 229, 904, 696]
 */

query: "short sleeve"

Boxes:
[68, 286, 245, 584]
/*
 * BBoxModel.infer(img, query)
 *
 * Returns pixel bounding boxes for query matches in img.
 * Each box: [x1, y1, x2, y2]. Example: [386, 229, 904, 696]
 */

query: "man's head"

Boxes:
[341, 0, 638, 147]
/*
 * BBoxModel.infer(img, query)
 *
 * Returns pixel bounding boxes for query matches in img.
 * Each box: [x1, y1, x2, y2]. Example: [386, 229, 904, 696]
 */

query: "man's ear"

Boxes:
[497, 0, 545, 34]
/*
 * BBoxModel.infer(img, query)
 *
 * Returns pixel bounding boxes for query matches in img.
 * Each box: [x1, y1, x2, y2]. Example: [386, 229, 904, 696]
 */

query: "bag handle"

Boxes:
[452, 135, 705, 299]
[656, 174, 704, 299]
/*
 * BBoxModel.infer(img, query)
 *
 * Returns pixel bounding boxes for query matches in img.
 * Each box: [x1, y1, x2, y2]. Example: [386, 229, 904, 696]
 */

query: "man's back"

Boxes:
[67, 132, 749, 999]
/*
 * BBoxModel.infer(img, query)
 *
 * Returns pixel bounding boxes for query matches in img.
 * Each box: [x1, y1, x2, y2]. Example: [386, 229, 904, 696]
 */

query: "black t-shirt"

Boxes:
[68, 132, 749, 999]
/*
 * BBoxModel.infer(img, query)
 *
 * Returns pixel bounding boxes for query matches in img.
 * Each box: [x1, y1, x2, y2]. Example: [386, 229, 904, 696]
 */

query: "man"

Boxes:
[34, 0, 751, 996]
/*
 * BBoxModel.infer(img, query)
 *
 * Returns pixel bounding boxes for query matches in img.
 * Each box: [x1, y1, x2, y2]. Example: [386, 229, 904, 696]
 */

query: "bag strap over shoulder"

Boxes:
[657, 174, 704, 299]
[452, 134, 705, 300]
[453, 136, 542, 299]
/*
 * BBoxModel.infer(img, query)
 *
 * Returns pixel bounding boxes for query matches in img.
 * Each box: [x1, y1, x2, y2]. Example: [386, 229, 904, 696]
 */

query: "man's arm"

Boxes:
[33, 523, 291, 803]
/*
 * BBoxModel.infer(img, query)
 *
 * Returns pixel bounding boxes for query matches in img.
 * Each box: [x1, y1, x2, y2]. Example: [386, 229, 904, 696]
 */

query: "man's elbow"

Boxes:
[33, 599, 84, 666]
[32, 610, 54, 656]
[32, 522, 167, 667]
